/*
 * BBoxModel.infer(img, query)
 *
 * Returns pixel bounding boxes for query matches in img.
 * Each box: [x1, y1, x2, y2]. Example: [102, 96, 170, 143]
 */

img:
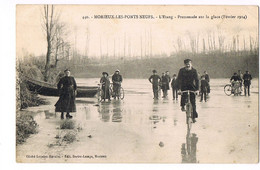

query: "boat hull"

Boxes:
[24, 77, 98, 98]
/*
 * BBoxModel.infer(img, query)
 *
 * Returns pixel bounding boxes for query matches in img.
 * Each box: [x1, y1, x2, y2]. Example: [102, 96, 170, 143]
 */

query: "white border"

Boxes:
[0, 0, 259, 170]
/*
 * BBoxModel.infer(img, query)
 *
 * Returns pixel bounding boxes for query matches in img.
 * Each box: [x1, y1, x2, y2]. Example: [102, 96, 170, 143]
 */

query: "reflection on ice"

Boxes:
[181, 127, 199, 163]
[16, 78, 258, 163]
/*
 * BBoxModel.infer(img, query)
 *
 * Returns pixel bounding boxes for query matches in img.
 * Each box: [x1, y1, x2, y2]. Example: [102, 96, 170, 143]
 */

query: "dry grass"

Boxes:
[60, 120, 76, 129]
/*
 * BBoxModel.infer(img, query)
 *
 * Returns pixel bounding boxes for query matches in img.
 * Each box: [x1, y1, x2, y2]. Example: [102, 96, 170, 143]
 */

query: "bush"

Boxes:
[62, 131, 77, 143]
[60, 120, 76, 129]
[16, 115, 38, 145]
[19, 79, 47, 109]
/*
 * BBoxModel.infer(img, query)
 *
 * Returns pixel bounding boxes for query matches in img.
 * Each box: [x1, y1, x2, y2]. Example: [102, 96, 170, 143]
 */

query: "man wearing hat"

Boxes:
[171, 74, 178, 100]
[100, 72, 111, 101]
[243, 70, 252, 96]
[112, 69, 123, 99]
[55, 69, 77, 119]
[149, 70, 161, 99]
[177, 59, 199, 123]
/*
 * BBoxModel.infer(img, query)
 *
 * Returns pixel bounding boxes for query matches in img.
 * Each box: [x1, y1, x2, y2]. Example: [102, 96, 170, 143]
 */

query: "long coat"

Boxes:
[100, 76, 110, 99]
[55, 76, 77, 112]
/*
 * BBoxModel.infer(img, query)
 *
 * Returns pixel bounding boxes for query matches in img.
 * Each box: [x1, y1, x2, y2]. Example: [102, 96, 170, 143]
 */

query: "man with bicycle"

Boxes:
[230, 72, 242, 94]
[177, 59, 199, 123]
[112, 69, 123, 100]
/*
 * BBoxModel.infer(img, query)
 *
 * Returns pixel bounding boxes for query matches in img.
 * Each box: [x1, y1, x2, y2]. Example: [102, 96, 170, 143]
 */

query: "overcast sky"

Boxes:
[16, 5, 258, 58]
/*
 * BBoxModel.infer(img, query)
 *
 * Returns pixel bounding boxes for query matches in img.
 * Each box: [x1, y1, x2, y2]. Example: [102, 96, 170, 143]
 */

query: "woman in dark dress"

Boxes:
[100, 72, 111, 101]
[55, 69, 77, 119]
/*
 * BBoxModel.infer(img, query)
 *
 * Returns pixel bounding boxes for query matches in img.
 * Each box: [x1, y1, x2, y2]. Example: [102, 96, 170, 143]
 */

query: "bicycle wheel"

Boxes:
[120, 87, 124, 100]
[186, 103, 193, 130]
[224, 84, 232, 96]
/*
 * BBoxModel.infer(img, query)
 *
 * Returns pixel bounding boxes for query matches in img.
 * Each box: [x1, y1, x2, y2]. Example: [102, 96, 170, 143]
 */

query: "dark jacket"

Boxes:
[161, 75, 170, 90]
[200, 80, 209, 92]
[230, 75, 241, 82]
[243, 73, 252, 86]
[204, 74, 210, 83]
[112, 74, 123, 85]
[177, 67, 199, 91]
[149, 75, 161, 87]
[171, 78, 178, 89]
[55, 76, 77, 112]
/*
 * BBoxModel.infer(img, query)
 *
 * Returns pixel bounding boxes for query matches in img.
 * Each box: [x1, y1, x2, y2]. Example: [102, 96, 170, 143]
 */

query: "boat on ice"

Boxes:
[23, 76, 98, 98]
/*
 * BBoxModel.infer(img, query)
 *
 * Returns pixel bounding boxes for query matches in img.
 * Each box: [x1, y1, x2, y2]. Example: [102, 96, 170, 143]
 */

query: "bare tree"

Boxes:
[53, 22, 68, 67]
[42, 5, 55, 81]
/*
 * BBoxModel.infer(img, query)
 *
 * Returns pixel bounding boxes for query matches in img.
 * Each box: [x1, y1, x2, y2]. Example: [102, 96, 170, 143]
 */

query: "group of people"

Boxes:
[99, 69, 123, 101]
[230, 70, 252, 96]
[54, 59, 252, 122]
[54, 69, 123, 119]
[149, 59, 201, 123]
[149, 69, 210, 102]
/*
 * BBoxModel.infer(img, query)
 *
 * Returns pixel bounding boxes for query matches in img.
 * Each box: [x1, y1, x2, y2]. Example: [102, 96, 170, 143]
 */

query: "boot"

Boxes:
[66, 113, 73, 119]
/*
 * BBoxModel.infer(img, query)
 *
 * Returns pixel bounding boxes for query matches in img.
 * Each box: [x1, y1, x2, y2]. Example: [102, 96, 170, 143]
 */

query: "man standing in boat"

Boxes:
[55, 69, 77, 119]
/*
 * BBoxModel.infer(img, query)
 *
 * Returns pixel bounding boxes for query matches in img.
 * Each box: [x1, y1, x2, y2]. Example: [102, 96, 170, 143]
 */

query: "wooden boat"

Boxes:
[23, 76, 98, 98]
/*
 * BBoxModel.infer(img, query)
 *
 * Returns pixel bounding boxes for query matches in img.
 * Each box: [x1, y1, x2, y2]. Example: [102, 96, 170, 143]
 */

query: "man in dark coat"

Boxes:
[230, 72, 242, 94]
[55, 69, 77, 119]
[171, 74, 178, 100]
[200, 75, 209, 102]
[243, 70, 252, 96]
[177, 59, 199, 122]
[149, 70, 161, 99]
[112, 69, 123, 99]
[164, 71, 171, 97]
[203, 71, 210, 94]
[161, 72, 168, 98]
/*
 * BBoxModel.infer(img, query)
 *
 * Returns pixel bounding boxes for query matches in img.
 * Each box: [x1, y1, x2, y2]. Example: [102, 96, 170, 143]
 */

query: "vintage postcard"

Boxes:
[16, 5, 259, 163]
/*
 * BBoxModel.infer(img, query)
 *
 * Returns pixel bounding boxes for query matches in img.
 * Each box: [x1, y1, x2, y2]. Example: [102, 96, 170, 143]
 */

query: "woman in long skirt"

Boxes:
[55, 69, 77, 119]
[100, 72, 111, 101]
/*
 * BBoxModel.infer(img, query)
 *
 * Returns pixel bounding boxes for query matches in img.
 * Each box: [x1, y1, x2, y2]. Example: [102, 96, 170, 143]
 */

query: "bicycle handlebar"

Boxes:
[179, 90, 198, 95]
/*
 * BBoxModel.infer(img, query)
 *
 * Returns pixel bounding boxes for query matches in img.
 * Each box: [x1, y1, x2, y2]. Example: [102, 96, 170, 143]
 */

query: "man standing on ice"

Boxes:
[149, 70, 161, 100]
[177, 59, 199, 123]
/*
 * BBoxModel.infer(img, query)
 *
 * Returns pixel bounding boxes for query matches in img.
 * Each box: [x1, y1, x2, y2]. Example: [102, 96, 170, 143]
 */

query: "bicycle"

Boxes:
[110, 83, 124, 100]
[224, 81, 242, 96]
[96, 83, 103, 102]
[180, 90, 197, 130]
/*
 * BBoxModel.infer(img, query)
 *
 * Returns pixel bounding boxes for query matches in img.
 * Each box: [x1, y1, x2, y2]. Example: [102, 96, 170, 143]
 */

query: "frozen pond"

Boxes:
[16, 78, 258, 163]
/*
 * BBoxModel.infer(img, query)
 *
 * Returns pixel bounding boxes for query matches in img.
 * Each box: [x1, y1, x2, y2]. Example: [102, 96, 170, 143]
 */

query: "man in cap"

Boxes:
[243, 70, 252, 96]
[162, 71, 171, 98]
[112, 69, 123, 99]
[149, 70, 161, 99]
[203, 71, 210, 95]
[177, 59, 199, 123]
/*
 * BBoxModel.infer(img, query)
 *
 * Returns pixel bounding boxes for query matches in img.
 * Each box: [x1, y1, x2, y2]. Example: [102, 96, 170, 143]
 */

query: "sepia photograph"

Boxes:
[15, 4, 258, 164]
